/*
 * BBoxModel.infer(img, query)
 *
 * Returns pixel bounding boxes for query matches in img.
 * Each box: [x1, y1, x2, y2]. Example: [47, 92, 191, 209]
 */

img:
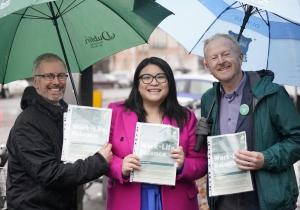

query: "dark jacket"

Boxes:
[6, 86, 109, 210]
[201, 71, 300, 210]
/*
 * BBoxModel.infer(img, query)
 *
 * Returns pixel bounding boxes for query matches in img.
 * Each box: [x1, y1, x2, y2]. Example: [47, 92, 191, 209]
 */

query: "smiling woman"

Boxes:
[106, 57, 208, 210]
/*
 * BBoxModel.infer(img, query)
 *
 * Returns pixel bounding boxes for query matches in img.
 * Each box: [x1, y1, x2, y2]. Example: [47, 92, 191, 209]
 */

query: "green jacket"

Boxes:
[201, 70, 300, 210]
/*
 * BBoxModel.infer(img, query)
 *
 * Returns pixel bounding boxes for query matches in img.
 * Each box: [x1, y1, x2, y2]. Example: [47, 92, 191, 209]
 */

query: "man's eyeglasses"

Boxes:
[35, 73, 68, 81]
[138, 73, 168, 84]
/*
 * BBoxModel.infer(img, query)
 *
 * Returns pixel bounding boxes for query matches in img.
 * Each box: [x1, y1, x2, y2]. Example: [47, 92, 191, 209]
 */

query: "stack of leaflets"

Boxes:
[207, 131, 253, 196]
[62, 105, 112, 163]
[130, 122, 179, 186]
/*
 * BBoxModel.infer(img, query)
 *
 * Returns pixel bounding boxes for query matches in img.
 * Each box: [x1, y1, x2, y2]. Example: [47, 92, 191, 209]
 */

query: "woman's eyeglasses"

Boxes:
[35, 73, 68, 81]
[138, 73, 167, 84]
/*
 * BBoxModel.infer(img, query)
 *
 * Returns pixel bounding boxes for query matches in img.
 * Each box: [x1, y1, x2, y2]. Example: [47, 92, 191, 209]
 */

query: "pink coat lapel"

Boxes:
[120, 110, 138, 153]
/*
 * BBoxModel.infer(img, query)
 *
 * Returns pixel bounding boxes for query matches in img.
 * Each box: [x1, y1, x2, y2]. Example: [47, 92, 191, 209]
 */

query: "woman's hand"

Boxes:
[171, 146, 185, 170]
[122, 154, 141, 177]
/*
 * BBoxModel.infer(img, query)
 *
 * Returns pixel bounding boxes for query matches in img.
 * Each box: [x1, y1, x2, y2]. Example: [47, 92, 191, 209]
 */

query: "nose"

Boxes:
[217, 55, 224, 64]
[51, 75, 60, 84]
[150, 77, 159, 85]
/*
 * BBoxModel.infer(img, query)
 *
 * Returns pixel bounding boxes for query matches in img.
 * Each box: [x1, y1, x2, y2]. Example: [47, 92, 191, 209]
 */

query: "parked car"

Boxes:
[93, 72, 118, 89]
[175, 73, 216, 118]
[110, 71, 132, 88]
[0, 80, 29, 98]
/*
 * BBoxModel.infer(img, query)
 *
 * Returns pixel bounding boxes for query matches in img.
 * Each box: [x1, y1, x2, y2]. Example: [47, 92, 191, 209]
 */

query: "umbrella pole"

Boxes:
[48, 2, 79, 104]
[237, 5, 254, 41]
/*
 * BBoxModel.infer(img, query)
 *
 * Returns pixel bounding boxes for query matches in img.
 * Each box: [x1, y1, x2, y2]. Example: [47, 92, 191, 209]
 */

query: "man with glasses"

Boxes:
[6, 53, 112, 210]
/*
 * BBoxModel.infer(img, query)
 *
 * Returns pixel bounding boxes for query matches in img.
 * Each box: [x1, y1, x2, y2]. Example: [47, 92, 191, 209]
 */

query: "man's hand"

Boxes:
[235, 150, 264, 170]
[99, 143, 113, 163]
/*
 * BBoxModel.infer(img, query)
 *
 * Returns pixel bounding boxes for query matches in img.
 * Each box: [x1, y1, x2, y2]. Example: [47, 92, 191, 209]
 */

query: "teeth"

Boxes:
[220, 67, 228, 71]
[49, 88, 61, 92]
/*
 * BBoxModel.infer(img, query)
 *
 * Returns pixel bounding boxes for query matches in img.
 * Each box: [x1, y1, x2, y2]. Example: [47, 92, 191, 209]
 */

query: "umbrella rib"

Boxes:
[14, 14, 51, 20]
[2, 7, 30, 84]
[273, 13, 300, 26]
[23, 6, 52, 19]
[96, 0, 148, 43]
[48, 2, 80, 103]
[190, 1, 236, 53]
[255, 9, 269, 26]
[13, 6, 52, 20]
[54, 0, 65, 16]
[52, 2, 82, 71]
[266, 12, 270, 70]
[59, 0, 86, 16]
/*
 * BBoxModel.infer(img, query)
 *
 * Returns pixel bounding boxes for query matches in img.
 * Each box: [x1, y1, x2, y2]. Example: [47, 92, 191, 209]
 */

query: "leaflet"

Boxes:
[207, 131, 253, 196]
[62, 105, 112, 163]
[130, 122, 179, 186]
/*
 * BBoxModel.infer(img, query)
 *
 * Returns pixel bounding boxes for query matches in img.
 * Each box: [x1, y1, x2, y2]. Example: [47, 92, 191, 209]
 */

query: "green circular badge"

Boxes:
[240, 104, 249, 116]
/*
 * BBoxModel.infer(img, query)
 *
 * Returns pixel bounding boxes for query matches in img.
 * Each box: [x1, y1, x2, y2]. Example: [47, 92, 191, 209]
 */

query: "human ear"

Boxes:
[203, 58, 209, 70]
[33, 77, 39, 89]
[239, 53, 244, 63]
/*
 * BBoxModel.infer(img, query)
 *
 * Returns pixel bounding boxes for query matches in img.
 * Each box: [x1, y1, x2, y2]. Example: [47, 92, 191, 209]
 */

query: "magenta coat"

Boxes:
[106, 102, 207, 210]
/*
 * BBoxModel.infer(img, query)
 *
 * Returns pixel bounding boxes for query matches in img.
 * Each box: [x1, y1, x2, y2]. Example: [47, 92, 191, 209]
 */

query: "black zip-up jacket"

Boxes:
[6, 86, 109, 210]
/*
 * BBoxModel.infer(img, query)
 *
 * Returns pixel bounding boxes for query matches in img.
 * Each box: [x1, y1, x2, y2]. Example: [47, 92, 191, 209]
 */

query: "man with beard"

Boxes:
[6, 53, 112, 210]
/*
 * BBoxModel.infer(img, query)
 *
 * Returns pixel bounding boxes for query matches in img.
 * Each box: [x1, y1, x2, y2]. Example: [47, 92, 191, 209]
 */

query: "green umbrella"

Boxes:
[0, 0, 54, 18]
[0, 0, 171, 101]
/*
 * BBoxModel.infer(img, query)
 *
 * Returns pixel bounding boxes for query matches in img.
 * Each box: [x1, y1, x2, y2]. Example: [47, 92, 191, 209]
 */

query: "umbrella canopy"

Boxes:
[0, 0, 171, 84]
[158, 0, 300, 87]
[0, 0, 55, 18]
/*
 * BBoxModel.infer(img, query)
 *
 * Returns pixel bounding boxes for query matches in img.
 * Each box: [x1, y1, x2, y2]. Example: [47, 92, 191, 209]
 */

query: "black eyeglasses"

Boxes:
[35, 73, 68, 81]
[138, 73, 168, 84]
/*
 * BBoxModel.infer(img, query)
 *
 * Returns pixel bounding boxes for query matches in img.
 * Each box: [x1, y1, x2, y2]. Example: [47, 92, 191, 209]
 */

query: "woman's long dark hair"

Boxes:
[124, 57, 189, 129]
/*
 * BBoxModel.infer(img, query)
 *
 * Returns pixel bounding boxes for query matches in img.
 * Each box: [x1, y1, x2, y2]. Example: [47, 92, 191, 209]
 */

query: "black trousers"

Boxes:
[215, 191, 260, 210]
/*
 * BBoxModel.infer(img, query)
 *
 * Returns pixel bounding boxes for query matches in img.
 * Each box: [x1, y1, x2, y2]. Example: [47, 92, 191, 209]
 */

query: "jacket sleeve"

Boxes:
[10, 117, 109, 189]
[200, 94, 209, 118]
[176, 110, 208, 181]
[107, 102, 129, 184]
[261, 87, 300, 171]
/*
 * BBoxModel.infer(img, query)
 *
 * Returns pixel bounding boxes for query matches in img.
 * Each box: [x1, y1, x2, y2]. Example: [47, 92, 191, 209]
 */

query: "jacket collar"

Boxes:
[21, 86, 68, 121]
[247, 70, 280, 101]
[212, 70, 280, 101]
